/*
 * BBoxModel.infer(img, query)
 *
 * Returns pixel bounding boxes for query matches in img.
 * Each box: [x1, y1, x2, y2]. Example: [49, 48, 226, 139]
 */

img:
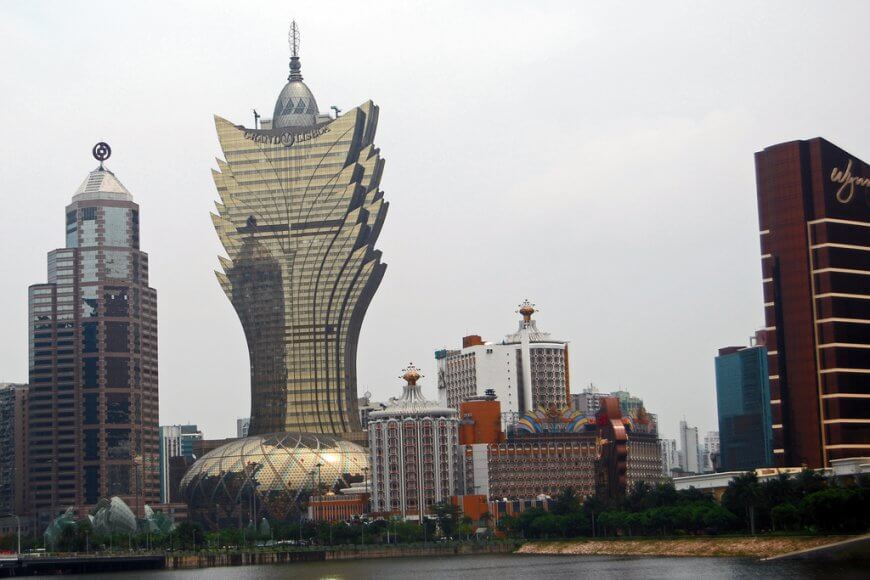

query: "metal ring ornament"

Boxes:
[92, 142, 111, 162]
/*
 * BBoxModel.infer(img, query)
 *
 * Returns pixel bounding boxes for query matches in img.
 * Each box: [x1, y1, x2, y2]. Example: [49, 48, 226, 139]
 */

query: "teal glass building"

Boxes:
[715, 344, 773, 471]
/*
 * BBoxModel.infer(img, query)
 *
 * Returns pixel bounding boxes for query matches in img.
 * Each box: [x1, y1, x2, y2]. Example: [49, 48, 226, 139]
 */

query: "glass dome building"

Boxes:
[180, 432, 368, 528]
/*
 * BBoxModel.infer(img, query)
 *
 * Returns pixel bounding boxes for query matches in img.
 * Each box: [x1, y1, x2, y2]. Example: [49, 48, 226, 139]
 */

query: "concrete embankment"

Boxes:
[763, 533, 870, 561]
[166, 542, 519, 569]
[517, 536, 855, 559]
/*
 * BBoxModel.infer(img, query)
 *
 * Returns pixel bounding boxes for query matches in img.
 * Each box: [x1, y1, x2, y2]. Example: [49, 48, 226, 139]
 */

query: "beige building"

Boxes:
[210, 22, 388, 436]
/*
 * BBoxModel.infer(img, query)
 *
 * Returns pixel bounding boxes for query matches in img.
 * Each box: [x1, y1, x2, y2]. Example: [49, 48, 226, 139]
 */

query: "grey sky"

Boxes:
[2, 1, 867, 441]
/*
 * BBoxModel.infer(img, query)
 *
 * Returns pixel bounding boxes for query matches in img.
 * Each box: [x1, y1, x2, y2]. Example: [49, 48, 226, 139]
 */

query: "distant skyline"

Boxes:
[2, 1, 869, 440]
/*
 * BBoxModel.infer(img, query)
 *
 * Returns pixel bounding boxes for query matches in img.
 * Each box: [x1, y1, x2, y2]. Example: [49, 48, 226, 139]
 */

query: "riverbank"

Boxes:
[517, 535, 855, 558]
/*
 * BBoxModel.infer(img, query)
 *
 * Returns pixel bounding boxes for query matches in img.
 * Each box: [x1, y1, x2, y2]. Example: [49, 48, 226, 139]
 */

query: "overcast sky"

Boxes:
[2, 1, 868, 441]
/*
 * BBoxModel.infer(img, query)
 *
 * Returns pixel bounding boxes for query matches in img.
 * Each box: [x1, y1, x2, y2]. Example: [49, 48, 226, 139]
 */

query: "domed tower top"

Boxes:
[272, 20, 320, 129]
[518, 299, 536, 323]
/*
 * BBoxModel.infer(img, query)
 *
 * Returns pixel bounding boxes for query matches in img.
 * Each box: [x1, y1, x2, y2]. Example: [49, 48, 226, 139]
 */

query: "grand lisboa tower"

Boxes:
[182, 22, 383, 526]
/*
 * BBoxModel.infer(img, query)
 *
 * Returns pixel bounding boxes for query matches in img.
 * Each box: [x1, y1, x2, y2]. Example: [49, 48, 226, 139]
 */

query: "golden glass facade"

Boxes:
[180, 432, 368, 527]
[211, 103, 388, 436]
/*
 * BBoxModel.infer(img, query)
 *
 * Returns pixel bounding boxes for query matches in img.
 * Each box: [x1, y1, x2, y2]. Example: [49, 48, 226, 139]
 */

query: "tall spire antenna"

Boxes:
[288, 20, 303, 81]
[289, 20, 299, 58]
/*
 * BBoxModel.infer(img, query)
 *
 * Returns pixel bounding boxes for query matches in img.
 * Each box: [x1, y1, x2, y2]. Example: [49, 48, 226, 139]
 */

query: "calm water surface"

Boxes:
[33, 554, 868, 580]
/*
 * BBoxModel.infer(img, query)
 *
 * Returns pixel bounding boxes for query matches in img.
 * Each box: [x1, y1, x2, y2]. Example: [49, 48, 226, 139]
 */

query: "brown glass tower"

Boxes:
[755, 137, 869, 469]
[28, 150, 159, 519]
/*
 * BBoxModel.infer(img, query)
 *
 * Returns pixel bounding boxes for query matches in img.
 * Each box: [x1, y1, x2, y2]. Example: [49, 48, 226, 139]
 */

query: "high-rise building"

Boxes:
[678, 420, 701, 474]
[368, 365, 459, 520]
[660, 438, 679, 477]
[755, 138, 869, 468]
[715, 341, 773, 471]
[158, 425, 202, 503]
[210, 22, 387, 437]
[702, 431, 720, 473]
[0, 383, 28, 516]
[571, 384, 602, 416]
[356, 393, 386, 430]
[236, 418, 250, 439]
[28, 148, 159, 518]
[436, 301, 570, 425]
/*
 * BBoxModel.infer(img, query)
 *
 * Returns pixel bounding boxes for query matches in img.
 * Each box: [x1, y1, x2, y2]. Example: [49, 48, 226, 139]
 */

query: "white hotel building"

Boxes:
[435, 301, 570, 426]
[368, 365, 460, 520]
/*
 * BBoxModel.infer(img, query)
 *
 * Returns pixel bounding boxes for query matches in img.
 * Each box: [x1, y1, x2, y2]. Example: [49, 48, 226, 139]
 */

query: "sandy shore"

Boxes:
[516, 536, 852, 558]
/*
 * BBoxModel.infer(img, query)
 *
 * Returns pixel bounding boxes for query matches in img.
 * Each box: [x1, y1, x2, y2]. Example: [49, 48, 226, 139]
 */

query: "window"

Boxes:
[83, 466, 99, 503]
[107, 393, 130, 424]
[104, 207, 129, 246]
[107, 429, 131, 459]
[83, 393, 99, 425]
[82, 358, 99, 388]
[105, 322, 128, 352]
[104, 287, 129, 317]
[83, 429, 99, 460]
[106, 358, 129, 388]
[82, 321, 99, 352]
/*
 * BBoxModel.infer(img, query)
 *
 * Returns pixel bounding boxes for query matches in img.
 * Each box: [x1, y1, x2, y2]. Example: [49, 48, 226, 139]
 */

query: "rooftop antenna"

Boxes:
[288, 20, 303, 81]
[330, 105, 341, 118]
[253, 109, 261, 129]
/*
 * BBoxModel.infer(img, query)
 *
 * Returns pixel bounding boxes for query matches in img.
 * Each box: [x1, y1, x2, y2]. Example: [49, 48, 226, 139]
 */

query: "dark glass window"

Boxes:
[106, 358, 129, 388]
[82, 322, 99, 352]
[107, 464, 131, 495]
[81, 207, 96, 220]
[83, 393, 99, 424]
[83, 429, 99, 460]
[84, 466, 100, 503]
[105, 322, 128, 352]
[104, 286, 129, 317]
[107, 429, 131, 459]
[107, 393, 130, 424]
[82, 358, 99, 388]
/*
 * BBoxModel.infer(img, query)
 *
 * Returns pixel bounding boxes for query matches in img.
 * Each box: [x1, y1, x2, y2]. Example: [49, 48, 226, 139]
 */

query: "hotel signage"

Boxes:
[243, 126, 330, 147]
[830, 159, 870, 204]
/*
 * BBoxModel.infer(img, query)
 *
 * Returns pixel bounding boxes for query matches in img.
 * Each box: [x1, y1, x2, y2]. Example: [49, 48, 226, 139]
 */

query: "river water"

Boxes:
[32, 554, 868, 579]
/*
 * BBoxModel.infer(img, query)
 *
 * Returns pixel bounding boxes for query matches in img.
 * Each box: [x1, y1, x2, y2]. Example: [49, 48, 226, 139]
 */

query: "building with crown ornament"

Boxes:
[435, 301, 570, 427]
[368, 365, 460, 521]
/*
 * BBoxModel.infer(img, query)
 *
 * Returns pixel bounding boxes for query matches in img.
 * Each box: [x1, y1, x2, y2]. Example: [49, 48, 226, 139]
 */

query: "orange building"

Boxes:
[307, 494, 368, 522]
[459, 393, 506, 445]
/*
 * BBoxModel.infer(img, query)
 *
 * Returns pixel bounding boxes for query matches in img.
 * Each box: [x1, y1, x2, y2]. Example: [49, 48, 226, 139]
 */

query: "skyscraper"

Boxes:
[755, 138, 869, 468]
[28, 146, 159, 517]
[0, 383, 28, 516]
[678, 420, 700, 474]
[211, 22, 387, 436]
[715, 341, 773, 471]
[158, 424, 202, 502]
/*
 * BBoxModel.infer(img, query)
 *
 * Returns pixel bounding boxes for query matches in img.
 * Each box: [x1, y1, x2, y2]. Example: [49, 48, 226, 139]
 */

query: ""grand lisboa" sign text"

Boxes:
[243, 126, 330, 147]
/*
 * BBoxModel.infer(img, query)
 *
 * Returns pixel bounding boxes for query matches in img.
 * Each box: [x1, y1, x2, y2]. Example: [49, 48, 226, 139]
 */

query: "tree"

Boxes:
[552, 488, 581, 516]
[172, 521, 203, 550]
[431, 502, 463, 537]
[721, 473, 761, 533]
[770, 503, 799, 532]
